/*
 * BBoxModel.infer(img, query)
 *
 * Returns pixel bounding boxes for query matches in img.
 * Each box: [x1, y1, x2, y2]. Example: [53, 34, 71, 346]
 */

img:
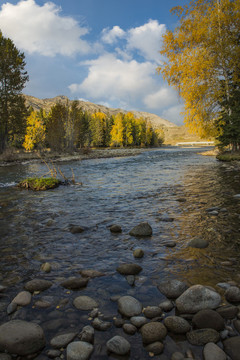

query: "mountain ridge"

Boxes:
[24, 94, 177, 129]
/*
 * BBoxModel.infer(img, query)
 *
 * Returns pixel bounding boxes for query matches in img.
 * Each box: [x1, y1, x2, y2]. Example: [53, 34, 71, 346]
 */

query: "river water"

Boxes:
[0, 147, 240, 359]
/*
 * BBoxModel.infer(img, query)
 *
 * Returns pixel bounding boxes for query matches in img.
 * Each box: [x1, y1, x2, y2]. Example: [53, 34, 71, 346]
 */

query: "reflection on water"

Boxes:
[0, 148, 240, 358]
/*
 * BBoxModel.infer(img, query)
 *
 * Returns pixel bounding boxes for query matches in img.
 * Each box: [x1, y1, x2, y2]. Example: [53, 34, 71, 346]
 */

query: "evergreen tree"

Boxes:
[0, 30, 29, 152]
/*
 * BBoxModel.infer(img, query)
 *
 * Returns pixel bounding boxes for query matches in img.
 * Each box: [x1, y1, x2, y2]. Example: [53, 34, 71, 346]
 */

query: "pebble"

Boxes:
[50, 333, 77, 349]
[78, 326, 94, 344]
[113, 318, 125, 328]
[24, 279, 52, 293]
[73, 296, 98, 311]
[225, 286, 240, 303]
[47, 350, 61, 358]
[7, 302, 17, 315]
[165, 241, 176, 248]
[192, 309, 225, 331]
[66, 341, 93, 360]
[106, 335, 131, 356]
[223, 336, 240, 360]
[92, 318, 111, 331]
[126, 275, 135, 286]
[141, 322, 167, 344]
[145, 342, 164, 355]
[110, 224, 122, 233]
[186, 329, 220, 346]
[203, 342, 227, 360]
[79, 269, 104, 278]
[117, 263, 142, 275]
[171, 352, 185, 360]
[69, 226, 84, 234]
[164, 316, 190, 334]
[133, 248, 144, 258]
[60, 278, 89, 290]
[217, 304, 238, 319]
[158, 279, 188, 299]
[123, 323, 137, 335]
[187, 238, 209, 248]
[143, 306, 162, 319]
[118, 296, 142, 317]
[130, 316, 148, 328]
[12, 291, 32, 306]
[129, 222, 152, 237]
[159, 300, 174, 312]
[40, 262, 51, 273]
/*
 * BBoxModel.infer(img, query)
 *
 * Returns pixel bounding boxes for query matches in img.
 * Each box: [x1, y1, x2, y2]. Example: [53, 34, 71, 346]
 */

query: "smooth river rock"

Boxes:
[79, 326, 94, 344]
[141, 322, 167, 344]
[203, 342, 227, 360]
[186, 329, 220, 346]
[79, 269, 104, 278]
[216, 304, 238, 319]
[24, 279, 52, 293]
[73, 296, 98, 310]
[130, 316, 148, 328]
[0, 320, 45, 355]
[192, 309, 224, 331]
[164, 316, 191, 334]
[225, 286, 240, 303]
[175, 285, 221, 313]
[60, 277, 89, 290]
[110, 224, 122, 233]
[106, 335, 131, 355]
[143, 306, 162, 319]
[223, 336, 240, 360]
[133, 248, 144, 258]
[50, 333, 77, 349]
[129, 222, 152, 237]
[67, 341, 93, 360]
[12, 291, 32, 306]
[188, 238, 209, 248]
[118, 296, 142, 317]
[158, 279, 188, 299]
[117, 263, 142, 275]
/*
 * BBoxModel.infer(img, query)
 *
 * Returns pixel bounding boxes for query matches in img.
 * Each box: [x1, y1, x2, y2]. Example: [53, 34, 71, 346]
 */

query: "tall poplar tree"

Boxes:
[0, 30, 29, 152]
[158, 0, 240, 139]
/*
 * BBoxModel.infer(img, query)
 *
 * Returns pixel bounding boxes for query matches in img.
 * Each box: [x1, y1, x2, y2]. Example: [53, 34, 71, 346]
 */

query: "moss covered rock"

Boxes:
[18, 177, 60, 191]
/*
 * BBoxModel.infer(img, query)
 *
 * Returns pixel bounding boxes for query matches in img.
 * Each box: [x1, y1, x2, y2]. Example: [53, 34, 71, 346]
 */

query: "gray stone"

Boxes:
[92, 318, 111, 331]
[0, 320, 45, 355]
[34, 300, 51, 308]
[176, 285, 221, 313]
[79, 269, 104, 278]
[192, 309, 224, 331]
[129, 222, 152, 237]
[117, 263, 142, 275]
[24, 279, 52, 293]
[7, 302, 17, 315]
[118, 296, 142, 317]
[171, 352, 185, 360]
[133, 248, 144, 258]
[225, 286, 240, 303]
[141, 322, 167, 344]
[123, 323, 137, 335]
[61, 278, 88, 290]
[113, 318, 125, 328]
[159, 300, 174, 312]
[130, 316, 148, 328]
[145, 342, 164, 355]
[47, 349, 61, 358]
[106, 335, 131, 356]
[158, 279, 188, 299]
[12, 291, 31, 306]
[165, 241, 176, 248]
[50, 333, 77, 349]
[69, 226, 84, 234]
[203, 342, 227, 360]
[164, 316, 190, 334]
[67, 341, 93, 360]
[73, 296, 98, 310]
[126, 275, 135, 286]
[79, 326, 94, 344]
[186, 329, 220, 346]
[110, 224, 122, 233]
[216, 304, 238, 319]
[143, 306, 162, 319]
[217, 282, 231, 290]
[40, 262, 51, 273]
[188, 238, 209, 248]
[223, 336, 240, 360]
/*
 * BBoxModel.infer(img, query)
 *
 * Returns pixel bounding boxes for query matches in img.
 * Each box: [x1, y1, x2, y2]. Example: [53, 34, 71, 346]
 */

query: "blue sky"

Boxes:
[0, 0, 186, 125]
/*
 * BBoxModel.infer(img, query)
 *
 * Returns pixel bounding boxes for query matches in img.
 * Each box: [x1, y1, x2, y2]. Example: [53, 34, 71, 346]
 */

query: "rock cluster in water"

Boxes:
[1, 221, 240, 360]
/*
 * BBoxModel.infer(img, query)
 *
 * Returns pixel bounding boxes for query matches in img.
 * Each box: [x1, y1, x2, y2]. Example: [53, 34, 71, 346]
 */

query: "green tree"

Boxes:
[46, 103, 66, 151]
[0, 30, 29, 152]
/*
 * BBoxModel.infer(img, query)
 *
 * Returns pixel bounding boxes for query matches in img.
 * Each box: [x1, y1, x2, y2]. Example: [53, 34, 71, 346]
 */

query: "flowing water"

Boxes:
[0, 147, 240, 359]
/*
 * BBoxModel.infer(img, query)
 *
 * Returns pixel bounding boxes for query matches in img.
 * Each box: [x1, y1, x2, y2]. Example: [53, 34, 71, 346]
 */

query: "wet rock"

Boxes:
[186, 329, 220, 346]
[117, 263, 142, 275]
[7, 302, 17, 315]
[110, 224, 122, 233]
[216, 304, 238, 319]
[130, 316, 148, 328]
[67, 341, 93, 360]
[92, 318, 111, 331]
[188, 238, 209, 249]
[225, 286, 240, 303]
[79, 269, 104, 278]
[164, 316, 190, 334]
[192, 309, 224, 331]
[143, 306, 162, 319]
[69, 226, 84, 234]
[165, 241, 176, 248]
[159, 300, 174, 312]
[133, 248, 144, 258]
[141, 322, 167, 344]
[118, 296, 142, 317]
[129, 222, 152, 237]
[78, 326, 94, 344]
[203, 342, 227, 360]
[47, 350, 61, 358]
[223, 336, 240, 360]
[0, 320, 45, 355]
[50, 333, 77, 349]
[123, 323, 137, 335]
[34, 300, 51, 308]
[171, 352, 185, 360]
[24, 279, 52, 293]
[145, 342, 164, 355]
[126, 275, 135, 286]
[113, 318, 125, 328]
[60, 277, 89, 290]
[73, 296, 98, 310]
[217, 282, 231, 290]
[40, 262, 51, 273]
[89, 308, 99, 318]
[176, 285, 221, 313]
[12, 291, 31, 306]
[158, 279, 188, 299]
[106, 335, 131, 356]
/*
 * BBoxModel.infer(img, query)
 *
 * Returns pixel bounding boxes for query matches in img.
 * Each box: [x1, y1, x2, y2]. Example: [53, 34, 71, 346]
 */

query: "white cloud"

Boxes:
[101, 26, 125, 44]
[144, 87, 179, 110]
[69, 53, 156, 104]
[126, 20, 166, 61]
[162, 104, 184, 126]
[0, 0, 91, 56]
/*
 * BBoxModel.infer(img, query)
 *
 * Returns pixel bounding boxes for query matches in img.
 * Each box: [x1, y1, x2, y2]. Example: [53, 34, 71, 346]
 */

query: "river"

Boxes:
[0, 147, 240, 359]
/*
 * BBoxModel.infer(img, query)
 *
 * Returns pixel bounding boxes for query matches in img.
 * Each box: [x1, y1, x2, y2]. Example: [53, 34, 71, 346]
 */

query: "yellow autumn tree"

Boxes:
[110, 113, 125, 147]
[23, 109, 46, 151]
[158, 0, 240, 137]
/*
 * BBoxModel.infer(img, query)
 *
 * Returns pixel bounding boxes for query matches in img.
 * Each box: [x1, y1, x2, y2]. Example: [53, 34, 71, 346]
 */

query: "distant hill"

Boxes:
[24, 94, 176, 129]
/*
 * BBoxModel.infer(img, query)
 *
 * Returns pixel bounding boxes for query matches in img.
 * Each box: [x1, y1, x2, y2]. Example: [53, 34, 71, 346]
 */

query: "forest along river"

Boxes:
[0, 147, 240, 359]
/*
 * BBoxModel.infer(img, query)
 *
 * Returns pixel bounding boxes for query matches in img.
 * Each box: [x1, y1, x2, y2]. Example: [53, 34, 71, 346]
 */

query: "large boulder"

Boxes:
[175, 285, 221, 313]
[118, 296, 142, 317]
[0, 320, 45, 355]
[129, 222, 152, 237]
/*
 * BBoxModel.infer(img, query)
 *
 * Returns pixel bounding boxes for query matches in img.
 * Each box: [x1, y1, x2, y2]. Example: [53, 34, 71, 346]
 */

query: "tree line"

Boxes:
[23, 103, 164, 151]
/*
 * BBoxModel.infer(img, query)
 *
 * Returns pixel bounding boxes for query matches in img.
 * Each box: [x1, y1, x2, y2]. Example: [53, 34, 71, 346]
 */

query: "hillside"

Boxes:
[24, 94, 176, 129]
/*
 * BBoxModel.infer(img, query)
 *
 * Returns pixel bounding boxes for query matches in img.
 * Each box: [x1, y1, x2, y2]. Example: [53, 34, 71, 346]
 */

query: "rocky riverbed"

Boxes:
[0, 223, 240, 360]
